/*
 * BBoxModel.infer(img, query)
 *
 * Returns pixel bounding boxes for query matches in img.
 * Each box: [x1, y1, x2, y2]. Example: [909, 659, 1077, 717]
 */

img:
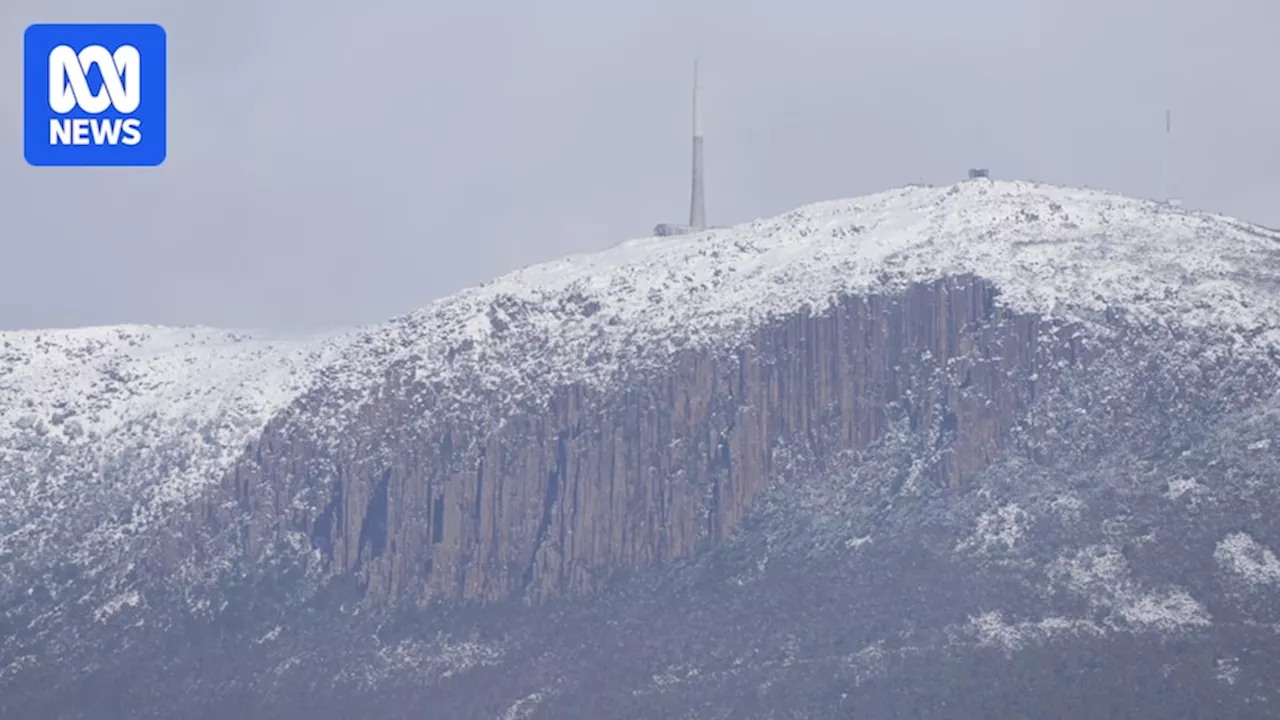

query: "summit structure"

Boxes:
[655, 60, 713, 236]
[688, 58, 706, 230]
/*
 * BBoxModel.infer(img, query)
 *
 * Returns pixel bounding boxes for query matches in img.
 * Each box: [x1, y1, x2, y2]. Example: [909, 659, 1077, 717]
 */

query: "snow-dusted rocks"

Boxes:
[0, 326, 342, 566]
[1215, 532, 1280, 587]
[332, 180, 1280, 418]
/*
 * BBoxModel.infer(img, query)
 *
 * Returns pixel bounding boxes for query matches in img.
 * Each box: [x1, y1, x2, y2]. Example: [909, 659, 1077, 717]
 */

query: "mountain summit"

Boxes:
[2, 180, 1279, 719]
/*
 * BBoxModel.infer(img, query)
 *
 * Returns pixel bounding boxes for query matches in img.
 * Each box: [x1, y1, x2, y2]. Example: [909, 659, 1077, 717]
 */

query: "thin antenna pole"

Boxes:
[692, 58, 703, 138]
[1164, 108, 1180, 206]
[689, 58, 706, 229]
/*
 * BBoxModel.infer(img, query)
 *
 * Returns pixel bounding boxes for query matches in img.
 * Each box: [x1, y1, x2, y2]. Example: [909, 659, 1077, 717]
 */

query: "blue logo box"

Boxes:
[24, 23, 167, 166]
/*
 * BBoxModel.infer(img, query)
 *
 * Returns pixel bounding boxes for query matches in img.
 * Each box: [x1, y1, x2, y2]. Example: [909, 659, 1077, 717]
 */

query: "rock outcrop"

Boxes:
[208, 276, 1085, 603]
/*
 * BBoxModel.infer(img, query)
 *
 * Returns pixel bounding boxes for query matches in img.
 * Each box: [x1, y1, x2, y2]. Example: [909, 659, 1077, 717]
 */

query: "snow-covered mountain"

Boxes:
[4, 180, 1276, 572]
[2, 179, 1278, 718]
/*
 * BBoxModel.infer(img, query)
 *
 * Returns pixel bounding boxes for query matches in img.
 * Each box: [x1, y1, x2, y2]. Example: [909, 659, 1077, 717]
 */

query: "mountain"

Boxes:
[2, 179, 1278, 718]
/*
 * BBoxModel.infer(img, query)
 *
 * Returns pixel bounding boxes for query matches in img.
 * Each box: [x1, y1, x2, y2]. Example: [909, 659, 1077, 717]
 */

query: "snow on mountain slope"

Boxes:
[2, 179, 1278, 570]
[3, 179, 1279, 718]
[321, 180, 1280, 424]
[0, 326, 344, 564]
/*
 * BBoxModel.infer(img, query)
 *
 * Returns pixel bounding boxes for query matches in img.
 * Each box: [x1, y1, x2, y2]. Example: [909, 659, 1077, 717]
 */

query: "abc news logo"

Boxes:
[24, 23, 167, 167]
[48, 44, 143, 146]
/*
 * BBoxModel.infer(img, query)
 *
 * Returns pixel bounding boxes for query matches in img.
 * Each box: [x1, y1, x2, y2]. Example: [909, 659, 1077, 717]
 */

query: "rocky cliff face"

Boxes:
[210, 276, 1086, 603]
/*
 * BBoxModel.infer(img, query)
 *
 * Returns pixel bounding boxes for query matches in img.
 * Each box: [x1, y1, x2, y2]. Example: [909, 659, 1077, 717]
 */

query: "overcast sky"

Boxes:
[1, 0, 1277, 331]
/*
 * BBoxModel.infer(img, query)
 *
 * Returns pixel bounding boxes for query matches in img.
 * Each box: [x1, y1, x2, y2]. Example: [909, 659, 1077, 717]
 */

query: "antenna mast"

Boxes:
[1165, 109, 1181, 206]
[689, 58, 706, 229]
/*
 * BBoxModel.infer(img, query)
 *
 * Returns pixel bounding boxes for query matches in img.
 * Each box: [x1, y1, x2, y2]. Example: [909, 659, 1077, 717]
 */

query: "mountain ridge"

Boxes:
[3, 179, 1279, 601]
[2, 179, 1280, 718]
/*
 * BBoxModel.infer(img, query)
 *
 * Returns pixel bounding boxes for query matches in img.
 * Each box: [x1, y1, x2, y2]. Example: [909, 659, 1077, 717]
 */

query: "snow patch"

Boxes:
[500, 688, 554, 720]
[255, 625, 282, 645]
[1049, 545, 1211, 631]
[844, 534, 872, 549]
[1117, 589, 1211, 631]
[1165, 477, 1206, 502]
[1047, 493, 1086, 521]
[651, 664, 702, 688]
[957, 503, 1031, 554]
[1215, 656, 1241, 686]
[93, 589, 141, 622]
[965, 611, 1103, 652]
[1214, 532, 1280, 587]
[333, 635, 504, 690]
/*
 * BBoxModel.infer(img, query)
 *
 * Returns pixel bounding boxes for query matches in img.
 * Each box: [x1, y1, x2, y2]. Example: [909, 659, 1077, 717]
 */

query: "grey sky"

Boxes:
[1, 0, 1277, 331]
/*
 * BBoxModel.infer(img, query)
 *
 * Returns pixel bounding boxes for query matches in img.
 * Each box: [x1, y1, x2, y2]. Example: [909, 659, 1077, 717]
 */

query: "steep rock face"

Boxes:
[208, 276, 1085, 603]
